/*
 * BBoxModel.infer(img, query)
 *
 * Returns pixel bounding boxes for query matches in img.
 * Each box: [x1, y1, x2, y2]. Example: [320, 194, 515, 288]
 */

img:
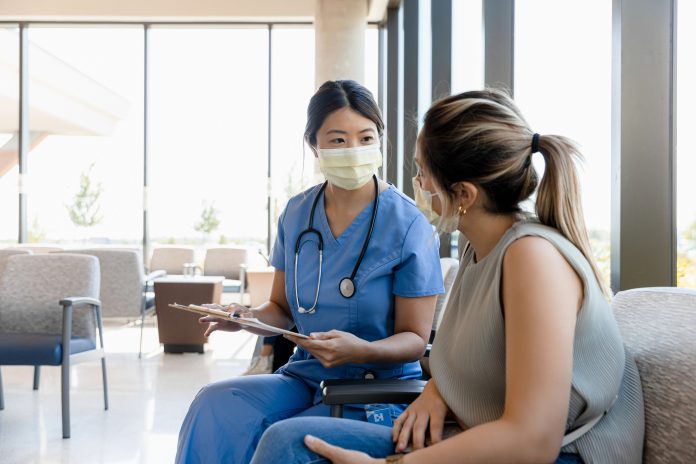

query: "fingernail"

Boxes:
[305, 434, 316, 443]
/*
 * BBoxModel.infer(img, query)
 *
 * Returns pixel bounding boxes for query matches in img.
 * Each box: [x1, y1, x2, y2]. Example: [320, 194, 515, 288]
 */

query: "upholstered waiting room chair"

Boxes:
[246, 266, 275, 308]
[7, 245, 63, 254]
[203, 247, 249, 301]
[612, 287, 696, 462]
[0, 253, 107, 438]
[149, 246, 195, 275]
[65, 249, 165, 357]
[0, 248, 32, 278]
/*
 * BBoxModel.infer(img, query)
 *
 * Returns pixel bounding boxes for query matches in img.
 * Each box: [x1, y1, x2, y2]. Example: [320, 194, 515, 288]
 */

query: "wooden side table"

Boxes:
[153, 275, 224, 353]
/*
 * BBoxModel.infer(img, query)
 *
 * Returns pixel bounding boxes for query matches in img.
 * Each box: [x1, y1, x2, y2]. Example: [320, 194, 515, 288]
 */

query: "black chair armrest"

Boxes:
[321, 379, 427, 406]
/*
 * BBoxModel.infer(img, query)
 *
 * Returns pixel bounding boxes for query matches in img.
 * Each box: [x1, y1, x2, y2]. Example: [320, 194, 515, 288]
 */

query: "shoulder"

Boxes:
[385, 184, 418, 211]
[502, 220, 591, 280]
[504, 235, 565, 270]
[282, 184, 324, 217]
[502, 220, 577, 274]
[502, 235, 582, 303]
[379, 185, 427, 230]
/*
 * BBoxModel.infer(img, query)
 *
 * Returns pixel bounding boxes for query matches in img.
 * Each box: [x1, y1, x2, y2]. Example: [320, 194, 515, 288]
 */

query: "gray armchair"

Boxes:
[0, 248, 32, 278]
[0, 253, 107, 438]
[149, 246, 195, 275]
[65, 249, 165, 357]
[203, 247, 249, 302]
[612, 287, 696, 462]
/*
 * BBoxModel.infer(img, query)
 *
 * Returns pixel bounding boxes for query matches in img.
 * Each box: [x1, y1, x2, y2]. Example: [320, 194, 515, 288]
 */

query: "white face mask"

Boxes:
[317, 144, 383, 190]
[412, 177, 459, 233]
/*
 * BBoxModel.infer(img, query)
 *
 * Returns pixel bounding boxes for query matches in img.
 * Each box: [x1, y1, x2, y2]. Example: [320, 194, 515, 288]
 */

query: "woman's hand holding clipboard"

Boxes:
[168, 303, 309, 338]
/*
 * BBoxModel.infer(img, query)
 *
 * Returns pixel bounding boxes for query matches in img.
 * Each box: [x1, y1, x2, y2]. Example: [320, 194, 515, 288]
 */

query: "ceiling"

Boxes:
[0, 0, 396, 24]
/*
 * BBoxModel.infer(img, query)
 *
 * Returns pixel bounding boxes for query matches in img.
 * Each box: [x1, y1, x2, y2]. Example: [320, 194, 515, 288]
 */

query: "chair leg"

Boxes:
[33, 366, 40, 390]
[101, 356, 109, 411]
[61, 360, 70, 438]
[139, 310, 145, 359]
[330, 404, 343, 418]
[0, 366, 4, 410]
[95, 304, 108, 410]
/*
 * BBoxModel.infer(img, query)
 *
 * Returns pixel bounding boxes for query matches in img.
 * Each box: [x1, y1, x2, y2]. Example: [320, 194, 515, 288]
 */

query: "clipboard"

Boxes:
[168, 303, 309, 339]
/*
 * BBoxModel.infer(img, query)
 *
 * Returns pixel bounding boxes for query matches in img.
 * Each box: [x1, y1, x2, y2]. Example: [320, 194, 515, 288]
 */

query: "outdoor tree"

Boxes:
[194, 201, 221, 242]
[66, 163, 103, 229]
[682, 219, 696, 248]
[28, 217, 47, 243]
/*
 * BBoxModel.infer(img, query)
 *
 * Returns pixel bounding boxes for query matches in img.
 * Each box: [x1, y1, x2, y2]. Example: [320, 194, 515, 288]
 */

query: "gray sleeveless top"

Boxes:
[430, 220, 644, 463]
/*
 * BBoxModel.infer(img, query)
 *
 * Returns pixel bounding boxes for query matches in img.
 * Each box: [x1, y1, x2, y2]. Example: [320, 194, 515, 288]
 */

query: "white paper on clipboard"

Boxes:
[169, 303, 309, 339]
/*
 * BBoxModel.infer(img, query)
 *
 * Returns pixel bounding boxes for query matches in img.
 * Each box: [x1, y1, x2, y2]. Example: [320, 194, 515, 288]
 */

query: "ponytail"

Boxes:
[420, 89, 611, 298]
[535, 135, 611, 298]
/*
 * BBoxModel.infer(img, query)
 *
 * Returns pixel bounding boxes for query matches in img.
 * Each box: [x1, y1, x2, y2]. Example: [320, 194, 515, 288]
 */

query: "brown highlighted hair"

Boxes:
[419, 89, 609, 297]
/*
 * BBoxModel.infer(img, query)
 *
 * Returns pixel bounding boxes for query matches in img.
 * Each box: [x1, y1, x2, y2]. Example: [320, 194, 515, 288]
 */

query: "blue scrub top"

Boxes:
[270, 183, 444, 388]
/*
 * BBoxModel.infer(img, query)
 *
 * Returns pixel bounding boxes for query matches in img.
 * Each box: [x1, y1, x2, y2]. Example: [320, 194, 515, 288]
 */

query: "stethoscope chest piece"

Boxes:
[297, 305, 316, 315]
[339, 277, 356, 298]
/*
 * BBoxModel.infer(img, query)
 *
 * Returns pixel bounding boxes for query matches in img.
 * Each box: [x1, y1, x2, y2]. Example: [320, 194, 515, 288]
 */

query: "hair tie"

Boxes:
[531, 133, 541, 154]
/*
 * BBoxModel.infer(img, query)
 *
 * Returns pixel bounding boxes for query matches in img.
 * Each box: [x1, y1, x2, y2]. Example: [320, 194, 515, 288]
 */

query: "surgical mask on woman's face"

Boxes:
[412, 177, 460, 233]
[317, 144, 383, 190]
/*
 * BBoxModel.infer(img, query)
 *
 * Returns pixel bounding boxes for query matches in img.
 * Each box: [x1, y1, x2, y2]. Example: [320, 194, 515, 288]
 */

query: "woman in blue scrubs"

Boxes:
[175, 80, 444, 464]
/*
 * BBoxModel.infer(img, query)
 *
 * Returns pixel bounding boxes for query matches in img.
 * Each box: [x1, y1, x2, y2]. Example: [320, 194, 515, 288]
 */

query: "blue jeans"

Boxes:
[175, 373, 402, 464]
[250, 417, 584, 464]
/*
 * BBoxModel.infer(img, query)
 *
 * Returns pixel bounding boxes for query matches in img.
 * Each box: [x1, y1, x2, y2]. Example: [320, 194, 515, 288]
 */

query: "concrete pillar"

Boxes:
[611, 0, 677, 290]
[314, 0, 367, 87]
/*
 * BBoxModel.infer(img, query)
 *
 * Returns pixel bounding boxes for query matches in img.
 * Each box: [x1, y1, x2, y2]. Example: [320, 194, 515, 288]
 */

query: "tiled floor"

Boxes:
[0, 319, 258, 463]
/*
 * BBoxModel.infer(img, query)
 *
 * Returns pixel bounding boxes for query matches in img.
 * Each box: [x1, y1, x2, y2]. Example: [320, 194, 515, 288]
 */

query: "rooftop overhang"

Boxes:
[0, 30, 129, 136]
[0, 0, 392, 24]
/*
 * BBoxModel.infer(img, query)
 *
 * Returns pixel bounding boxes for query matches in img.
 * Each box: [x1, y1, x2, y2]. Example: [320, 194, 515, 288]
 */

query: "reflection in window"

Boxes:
[0, 27, 19, 245]
[515, 0, 612, 286]
[26, 26, 144, 246]
[149, 28, 269, 257]
[677, 1, 696, 288]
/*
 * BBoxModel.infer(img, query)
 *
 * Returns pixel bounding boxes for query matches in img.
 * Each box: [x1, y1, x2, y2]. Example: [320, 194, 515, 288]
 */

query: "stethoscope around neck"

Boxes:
[294, 175, 379, 314]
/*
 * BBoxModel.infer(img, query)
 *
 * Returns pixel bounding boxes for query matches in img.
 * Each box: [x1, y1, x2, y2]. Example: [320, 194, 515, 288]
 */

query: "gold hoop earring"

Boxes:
[458, 205, 467, 216]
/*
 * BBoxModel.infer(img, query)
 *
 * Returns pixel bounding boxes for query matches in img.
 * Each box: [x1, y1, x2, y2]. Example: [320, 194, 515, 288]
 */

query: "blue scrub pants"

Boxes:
[250, 417, 585, 464]
[175, 373, 371, 464]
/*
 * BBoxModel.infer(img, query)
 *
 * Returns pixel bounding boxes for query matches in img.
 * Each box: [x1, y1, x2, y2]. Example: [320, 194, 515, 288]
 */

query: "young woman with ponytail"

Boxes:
[250, 89, 644, 464]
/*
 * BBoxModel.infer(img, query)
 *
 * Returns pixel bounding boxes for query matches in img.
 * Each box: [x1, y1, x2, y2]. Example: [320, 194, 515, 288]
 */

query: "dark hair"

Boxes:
[420, 88, 610, 297]
[304, 80, 384, 150]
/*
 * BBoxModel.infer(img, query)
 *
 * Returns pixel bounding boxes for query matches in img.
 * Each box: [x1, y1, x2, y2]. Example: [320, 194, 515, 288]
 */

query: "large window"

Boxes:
[0, 27, 19, 245]
[677, 1, 696, 288]
[365, 26, 380, 100]
[515, 0, 612, 286]
[269, 27, 315, 249]
[26, 26, 143, 246]
[451, 0, 484, 94]
[149, 27, 269, 257]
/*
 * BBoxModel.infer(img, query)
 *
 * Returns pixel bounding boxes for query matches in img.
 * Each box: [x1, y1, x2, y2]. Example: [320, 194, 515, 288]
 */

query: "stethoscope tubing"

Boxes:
[294, 176, 379, 313]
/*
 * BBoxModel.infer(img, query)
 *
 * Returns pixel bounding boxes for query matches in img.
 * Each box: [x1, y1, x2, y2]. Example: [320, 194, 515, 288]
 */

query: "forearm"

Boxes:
[242, 300, 294, 336]
[401, 418, 559, 464]
[358, 331, 426, 364]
